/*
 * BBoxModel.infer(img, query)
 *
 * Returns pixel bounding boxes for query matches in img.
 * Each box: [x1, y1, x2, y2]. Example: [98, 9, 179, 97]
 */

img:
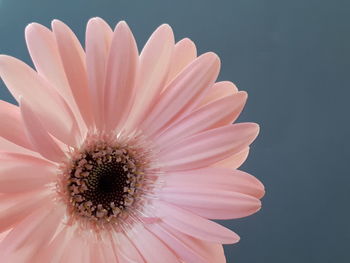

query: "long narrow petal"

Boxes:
[20, 99, 65, 162]
[198, 81, 238, 108]
[166, 38, 197, 84]
[156, 91, 247, 148]
[149, 222, 226, 263]
[0, 101, 33, 150]
[25, 23, 87, 133]
[125, 24, 174, 132]
[33, 226, 72, 263]
[104, 21, 138, 131]
[160, 123, 259, 171]
[0, 152, 56, 193]
[164, 167, 265, 199]
[0, 190, 49, 232]
[0, 137, 40, 157]
[0, 55, 80, 146]
[112, 233, 145, 263]
[160, 187, 261, 219]
[141, 52, 220, 137]
[0, 202, 64, 260]
[127, 224, 179, 263]
[155, 201, 240, 244]
[146, 223, 208, 263]
[86, 17, 113, 129]
[52, 19, 94, 128]
[213, 147, 250, 169]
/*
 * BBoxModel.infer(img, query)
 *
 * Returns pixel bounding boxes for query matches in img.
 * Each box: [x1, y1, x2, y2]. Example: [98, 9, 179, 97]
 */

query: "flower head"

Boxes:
[0, 18, 264, 262]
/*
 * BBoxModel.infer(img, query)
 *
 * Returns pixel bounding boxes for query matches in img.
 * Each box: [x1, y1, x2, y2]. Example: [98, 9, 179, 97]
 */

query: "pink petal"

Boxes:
[155, 201, 240, 244]
[150, 222, 227, 263]
[166, 38, 197, 84]
[85, 17, 113, 130]
[213, 147, 250, 169]
[157, 91, 247, 148]
[146, 223, 209, 263]
[20, 99, 65, 162]
[127, 224, 179, 263]
[52, 19, 94, 128]
[0, 152, 56, 193]
[160, 123, 259, 171]
[25, 23, 86, 132]
[0, 137, 40, 157]
[33, 226, 73, 263]
[0, 55, 80, 146]
[0, 201, 64, 260]
[198, 81, 238, 108]
[104, 21, 138, 132]
[160, 187, 261, 219]
[0, 190, 49, 232]
[125, 24, 174, 132]
[112, 233, 145, 263]
[0, 101, 33, 150]
[164, 167, 265, 199]
[141, 52, 220, 138]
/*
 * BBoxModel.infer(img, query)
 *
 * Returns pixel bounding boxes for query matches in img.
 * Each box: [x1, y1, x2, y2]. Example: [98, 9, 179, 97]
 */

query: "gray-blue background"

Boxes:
[0, 0, 349, 262]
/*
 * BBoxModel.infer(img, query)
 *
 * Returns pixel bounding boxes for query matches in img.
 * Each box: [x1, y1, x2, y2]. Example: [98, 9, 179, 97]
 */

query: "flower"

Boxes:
[0, 18, 264, 262]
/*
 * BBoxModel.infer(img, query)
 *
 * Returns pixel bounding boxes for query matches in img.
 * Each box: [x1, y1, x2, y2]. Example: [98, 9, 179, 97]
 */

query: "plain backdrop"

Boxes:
[0, 0, 349, 262]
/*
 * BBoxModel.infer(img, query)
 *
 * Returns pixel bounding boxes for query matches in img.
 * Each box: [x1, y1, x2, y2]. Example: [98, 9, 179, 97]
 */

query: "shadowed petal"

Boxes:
[52, 19, 94, 128]
[160, 123, 259, 171]
[0, 55, 80, 146]
[156, 91, 247, 148]
[104, 21, 138, 132]
[141, 52, 220, 137]
[155, 201, 240, 244]
[125, 24, 174, 132]
[166, 38, 197, 84]
[20, 99, 65, 162]
[86, 17, 113, 130]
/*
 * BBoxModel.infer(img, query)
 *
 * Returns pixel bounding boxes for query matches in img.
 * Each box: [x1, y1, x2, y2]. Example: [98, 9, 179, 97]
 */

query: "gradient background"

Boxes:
[0, 0, 349, 262]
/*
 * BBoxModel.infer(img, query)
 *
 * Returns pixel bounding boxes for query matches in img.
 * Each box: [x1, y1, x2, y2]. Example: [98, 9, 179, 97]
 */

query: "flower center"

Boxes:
[63, 137, 146, 224]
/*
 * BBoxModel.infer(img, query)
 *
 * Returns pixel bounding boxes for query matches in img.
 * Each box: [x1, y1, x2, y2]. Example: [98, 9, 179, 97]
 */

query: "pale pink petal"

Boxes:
[52, 19, 94, 128]
[20, 99, 65, 162]
[0, 152, 56, 193]
[104, 21, 138, 132]
[198, 81, 238, 108]
[0, 101, 33, 150]
[0, 190, 49, 232]
[166, 38, 197, 84]
[164, 167, 265, 199]
[127, 224, 179, 263]
[86, 17, 113, 130]
[155, 201, 240, 244]
[160, 187, 261, 219]
[141, 52, 220, 137]
[160, 123, 259, 171]
[156, 91, 247, 148]
[146, 223, 209, 263]
[213, 147, 250, 169]
[0, 55, 80, 146]
[125, 24, 174, 132]
[112, 233, 145, 263]
[99, 241, 118, 262]
[0, 201, 64, 260]
[60, 235, 87, 263]
[33, 226, 76, 263]
[0, 137, 40, 157]
[151, 222, 226, 263]
[25, 23, 86, 127]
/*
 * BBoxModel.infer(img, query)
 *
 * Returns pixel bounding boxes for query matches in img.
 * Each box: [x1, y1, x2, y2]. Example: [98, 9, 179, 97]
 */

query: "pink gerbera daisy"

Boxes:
[0, 18, 264, 262]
